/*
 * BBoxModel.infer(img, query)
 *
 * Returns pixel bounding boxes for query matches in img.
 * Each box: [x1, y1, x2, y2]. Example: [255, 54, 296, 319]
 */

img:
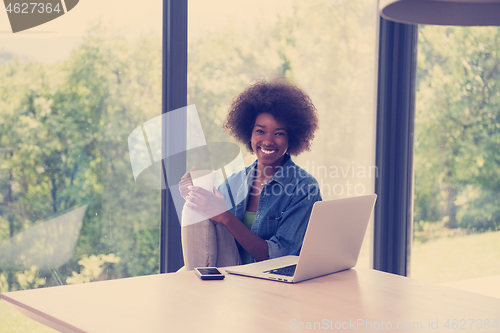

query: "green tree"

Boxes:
[415, 26, 500, 231]
[0, 24, 162, 291]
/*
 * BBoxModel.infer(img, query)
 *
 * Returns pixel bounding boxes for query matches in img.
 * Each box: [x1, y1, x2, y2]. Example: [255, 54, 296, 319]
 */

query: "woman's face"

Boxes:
[251, 113, 289, 169]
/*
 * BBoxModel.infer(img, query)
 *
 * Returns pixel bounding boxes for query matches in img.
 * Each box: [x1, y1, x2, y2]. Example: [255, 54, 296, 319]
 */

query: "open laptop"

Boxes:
[225, 194, 377, 283]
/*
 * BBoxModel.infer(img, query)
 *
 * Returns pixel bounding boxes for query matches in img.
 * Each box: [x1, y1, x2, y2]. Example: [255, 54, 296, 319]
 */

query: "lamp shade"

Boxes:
[379, 0, 500, 26]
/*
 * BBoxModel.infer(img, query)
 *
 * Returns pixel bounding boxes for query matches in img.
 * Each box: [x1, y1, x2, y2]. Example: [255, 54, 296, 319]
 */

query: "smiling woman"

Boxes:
[224, 79, 318, 157]
[180, 79, 321, 269]
[250, 113, 289, 171]
[179, 78, 322, 268]
[187, 0, 378, 270]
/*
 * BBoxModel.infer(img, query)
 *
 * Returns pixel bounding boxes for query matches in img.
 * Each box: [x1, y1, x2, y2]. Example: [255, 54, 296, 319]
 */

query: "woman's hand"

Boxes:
[186, 182, 270, 261]
[185, 186, 229, 222]
[179, 166, 196, 200]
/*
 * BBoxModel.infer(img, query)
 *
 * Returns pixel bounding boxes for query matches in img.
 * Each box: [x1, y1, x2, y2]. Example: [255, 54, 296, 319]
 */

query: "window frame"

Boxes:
[373, 17, 418, 277]
[160, 0, 188, 273]
[160, 4, 419, 276]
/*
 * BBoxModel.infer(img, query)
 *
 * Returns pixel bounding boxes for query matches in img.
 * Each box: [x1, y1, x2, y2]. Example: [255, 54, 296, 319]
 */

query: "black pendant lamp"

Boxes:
[379, 0, 500, 26]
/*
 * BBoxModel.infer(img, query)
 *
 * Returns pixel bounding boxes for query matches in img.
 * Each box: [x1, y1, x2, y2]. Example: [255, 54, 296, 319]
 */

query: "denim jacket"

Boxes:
[218, 154, 322, 261]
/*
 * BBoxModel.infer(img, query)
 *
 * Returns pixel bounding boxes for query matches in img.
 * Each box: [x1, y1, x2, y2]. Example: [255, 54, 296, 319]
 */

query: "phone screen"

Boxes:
[195, 267, 225, 280]
[197, 268, 222, 275]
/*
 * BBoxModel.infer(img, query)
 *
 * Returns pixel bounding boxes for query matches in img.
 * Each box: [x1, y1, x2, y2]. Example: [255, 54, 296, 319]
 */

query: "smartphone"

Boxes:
[194, 267, 225, 280]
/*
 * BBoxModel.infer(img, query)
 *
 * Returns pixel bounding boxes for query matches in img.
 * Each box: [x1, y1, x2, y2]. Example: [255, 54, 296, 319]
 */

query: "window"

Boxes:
[0, 0, 162, 306]
[1, 1, 381, 329]
[188, 0, 378, 268]
[412, 25, 500, 285]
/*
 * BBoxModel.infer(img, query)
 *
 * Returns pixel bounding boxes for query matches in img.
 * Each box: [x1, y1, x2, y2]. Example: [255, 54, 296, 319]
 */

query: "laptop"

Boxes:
[225, 194, 377, 283]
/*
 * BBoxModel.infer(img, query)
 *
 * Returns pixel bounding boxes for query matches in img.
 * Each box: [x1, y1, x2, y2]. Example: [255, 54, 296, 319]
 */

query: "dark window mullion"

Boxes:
[374, 17, 418, 276]
[161, 0, 188, 273]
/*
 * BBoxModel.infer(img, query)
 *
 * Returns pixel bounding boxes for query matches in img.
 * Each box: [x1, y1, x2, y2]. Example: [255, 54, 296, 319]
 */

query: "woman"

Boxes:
[179, 78, 321, 269]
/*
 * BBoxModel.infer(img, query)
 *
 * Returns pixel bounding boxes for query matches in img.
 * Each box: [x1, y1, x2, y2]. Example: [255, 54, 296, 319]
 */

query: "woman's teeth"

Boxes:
[261, 148, 275, 154]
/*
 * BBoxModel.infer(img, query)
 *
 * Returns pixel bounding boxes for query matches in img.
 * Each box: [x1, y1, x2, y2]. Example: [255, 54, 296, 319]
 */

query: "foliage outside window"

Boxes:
[0, 24, 162, 292]
[0, 0, 378, 294]
[189, 0, 377, 267]
[413, 25, 500, 283]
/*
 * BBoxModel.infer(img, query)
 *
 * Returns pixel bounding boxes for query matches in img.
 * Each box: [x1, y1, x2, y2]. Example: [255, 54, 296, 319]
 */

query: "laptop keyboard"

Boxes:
[264, 264, 297, 277]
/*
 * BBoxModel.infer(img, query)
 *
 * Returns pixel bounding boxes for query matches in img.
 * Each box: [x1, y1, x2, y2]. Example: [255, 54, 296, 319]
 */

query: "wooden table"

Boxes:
[2, 268, 500, 332]
[441, 275, 500, 300]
